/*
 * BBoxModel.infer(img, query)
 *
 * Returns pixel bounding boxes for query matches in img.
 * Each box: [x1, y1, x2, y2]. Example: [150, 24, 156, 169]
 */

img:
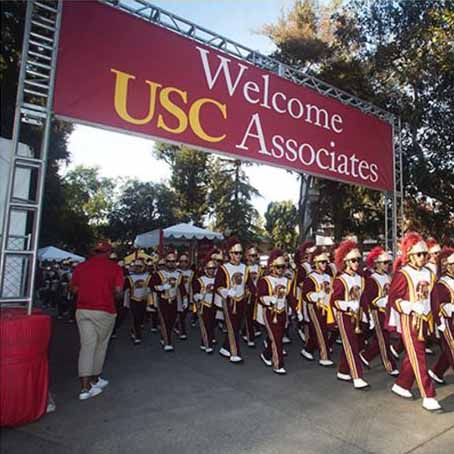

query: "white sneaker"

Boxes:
[150, 327, 158, 333]
[300, 349, 314, 361]
[79, 386, 103, 401]
[260, 353, 272, 367]
[425, 347, 434, 355]
[283, 349, 288, 356]
[163, 345, 174, 352]
[254, 330, 262, 338]
[337, 372, 352, 382]
[180, 334, 187, 340]
[353, 378, 370, 390]
[273, 367, 287, 375]
[319, 359, 334, 367]
[422, 397, 442, 412]
[92, 377, 109, 390]
[335, 338, 343, 345]
[230, 355, 243, 363]
[389, 369, 399, 377]
[219, 347, 231, 358]
[392, 383, 413, 399]
[247, 341, 256, 348]
[242, 335, 249, 343]
[428, 369, 446, 385]
[200, 345, 206, 352]
[205, 347, 214, 354]
[359, 352, 370, 368]
[282, 335, 291, 344]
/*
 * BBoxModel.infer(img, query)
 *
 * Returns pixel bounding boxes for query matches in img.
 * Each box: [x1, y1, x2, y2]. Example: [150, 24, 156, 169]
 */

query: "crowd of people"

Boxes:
[67, 233, 453, 413]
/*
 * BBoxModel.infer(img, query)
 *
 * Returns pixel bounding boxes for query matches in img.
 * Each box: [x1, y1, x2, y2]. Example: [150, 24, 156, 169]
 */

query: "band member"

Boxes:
[193, 259, 217, 353]
[301, 247, 335, 366]
[214, 237, 249, 363]
[359, 247, 398, 375]
[291, 241, 315, 343]
[330, 240, 370, 390]
[257, 249, 291, 374]
[125, 260, 151, 345]
[242, 246, 261, 347]
[429, 248, 454, 384]
[386, 232, 441, 412]
[426, 239, 441, 277]
[151, 252, 186, 351]
[176, 253, 193, 340]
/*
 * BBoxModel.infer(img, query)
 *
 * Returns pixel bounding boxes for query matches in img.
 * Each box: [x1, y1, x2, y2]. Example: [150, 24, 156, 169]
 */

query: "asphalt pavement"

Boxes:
[2, 315, 454, 454]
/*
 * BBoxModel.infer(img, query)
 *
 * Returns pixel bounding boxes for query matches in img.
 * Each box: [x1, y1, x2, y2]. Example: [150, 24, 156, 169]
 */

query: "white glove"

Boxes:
[227, 288, 237, 298]
[400, 300, 412, 315]
[156, 283, 171, 291]
[348, 300, 359, 312]
[193, 293, 203, 302]
[309, 292, 320, 303]
[218, 288, 229, 299]
[262, 296, 277, 306]
[412, 301, 424, 315]
[444, 303, 454, 317]
[376, 296, 388, 308]
[297, 311, 304, 322]
[337, 300, 349, 311]
[438, 316, 446, 333]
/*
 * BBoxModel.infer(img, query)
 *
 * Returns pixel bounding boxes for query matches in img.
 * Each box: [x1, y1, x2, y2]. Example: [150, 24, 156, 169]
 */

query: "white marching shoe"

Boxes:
[300, 349, 314, 361]
[391, 384, 413, 399]
[282, 335, 291, 344]
[230, 355, 243, 363]
[92, 377, 109, 390]
[163, 345, 174, 352]
[422, 397, 442, 412]
[428, 369, 446, 385]
[200, 345, 206, 352]
[205, 347, 214, 354]
[260, 353, 272, 367]
[79, 386, 103, 401]
[389, 369, 399, 377]
[273, 367, 287, 375]
[337, 372, 352, 382]
[219, 348, 231, 358]
[319, 359, 334, 367]
[353, 378, 370, 390]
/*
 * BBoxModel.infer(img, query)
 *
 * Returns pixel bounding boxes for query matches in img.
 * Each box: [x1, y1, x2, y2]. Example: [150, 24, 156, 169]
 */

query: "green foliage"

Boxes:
[106, 179, 180, 247]
[264, 201, 299, 250]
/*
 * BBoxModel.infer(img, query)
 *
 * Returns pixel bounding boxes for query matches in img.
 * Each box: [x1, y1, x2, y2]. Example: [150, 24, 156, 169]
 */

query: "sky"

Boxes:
[65, 0, 301, 215]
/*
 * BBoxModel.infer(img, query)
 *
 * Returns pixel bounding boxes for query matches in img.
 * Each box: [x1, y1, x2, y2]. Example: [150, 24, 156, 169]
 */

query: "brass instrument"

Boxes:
[354, 308, 362, 334]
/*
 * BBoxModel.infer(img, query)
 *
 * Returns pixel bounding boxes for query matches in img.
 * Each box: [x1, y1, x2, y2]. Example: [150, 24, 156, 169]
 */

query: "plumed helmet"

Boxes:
[335, 240, 361, 271]
[267, 248, 285, 268]
[400, 232, 427, 265]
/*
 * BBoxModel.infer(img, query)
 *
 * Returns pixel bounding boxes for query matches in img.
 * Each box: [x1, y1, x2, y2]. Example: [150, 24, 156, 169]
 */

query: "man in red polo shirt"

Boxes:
[71, 241, 124, 401]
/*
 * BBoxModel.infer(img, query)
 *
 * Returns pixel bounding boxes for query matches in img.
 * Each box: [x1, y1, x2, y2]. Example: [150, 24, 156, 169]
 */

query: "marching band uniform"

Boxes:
[257, 250, 290, 374]
[330, 241, 369, 390]
[150, 253, 186, 351]
[387, 232, 441, 411]
[242, 247, 261, 347]
[301, 248, 335, 366]
[429, 249, 454, 384]
[359, 247, 398, 375]
[125, 260, 151, 345]
[177, 254, 194, 340]
[214, 238, 249, 363]
[291, 241, 315, 343]
[193, 260, 217, 353]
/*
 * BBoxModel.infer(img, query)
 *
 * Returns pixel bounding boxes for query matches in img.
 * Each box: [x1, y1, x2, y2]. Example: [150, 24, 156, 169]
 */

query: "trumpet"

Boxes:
[354, 308, 362, 334]
[412, 314, 425, 342]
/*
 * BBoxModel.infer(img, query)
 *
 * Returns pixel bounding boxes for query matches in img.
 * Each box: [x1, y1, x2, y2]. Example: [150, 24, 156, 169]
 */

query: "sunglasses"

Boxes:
[166, 260, 176, 264]
[317, 260, 328, 264]
[232, 251, 242, 255]
[206, 267, 216, 270]
[349, 258, 360, 263]
[380, 260, 392, 265]
[275, 265, 286, 269]
[415, 252, 428, 258]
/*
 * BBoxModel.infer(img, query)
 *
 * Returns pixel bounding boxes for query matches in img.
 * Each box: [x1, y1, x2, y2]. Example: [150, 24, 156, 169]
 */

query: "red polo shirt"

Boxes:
[71, 255, 124, 314]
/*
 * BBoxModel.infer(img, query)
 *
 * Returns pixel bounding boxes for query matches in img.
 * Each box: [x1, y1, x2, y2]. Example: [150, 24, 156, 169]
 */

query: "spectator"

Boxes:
[71, 241, 124, 401]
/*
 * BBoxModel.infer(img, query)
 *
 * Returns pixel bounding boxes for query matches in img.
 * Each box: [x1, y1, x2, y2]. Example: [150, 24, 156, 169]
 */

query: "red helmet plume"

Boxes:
[366, 246, 385, 269]
[335, 240, 359, 271]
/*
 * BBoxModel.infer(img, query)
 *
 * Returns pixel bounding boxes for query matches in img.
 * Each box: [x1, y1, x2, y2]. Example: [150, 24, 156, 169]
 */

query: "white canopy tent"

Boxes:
[38, 246, 85, 262]
[134, 223, 224, 248]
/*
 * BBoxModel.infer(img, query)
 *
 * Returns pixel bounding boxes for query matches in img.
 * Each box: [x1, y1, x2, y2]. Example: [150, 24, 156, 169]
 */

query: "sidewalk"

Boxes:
[2, 319, 453, 454]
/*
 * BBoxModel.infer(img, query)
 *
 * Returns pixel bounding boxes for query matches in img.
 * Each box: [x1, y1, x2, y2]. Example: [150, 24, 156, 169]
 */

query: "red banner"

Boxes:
[54, 1, 394, 191]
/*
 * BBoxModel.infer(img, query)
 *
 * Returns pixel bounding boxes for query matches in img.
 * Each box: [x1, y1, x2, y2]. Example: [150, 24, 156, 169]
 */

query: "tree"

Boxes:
[264, 201, 299, 250]
[154, 143, 210, 224]
[64, 165, 115, 226]
[106, 179, 180, 247]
